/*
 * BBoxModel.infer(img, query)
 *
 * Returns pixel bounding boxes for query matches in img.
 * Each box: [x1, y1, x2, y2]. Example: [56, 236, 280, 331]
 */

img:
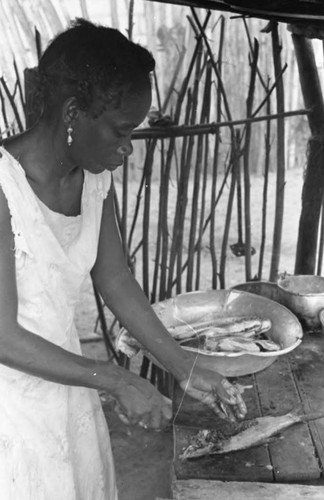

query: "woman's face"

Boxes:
[68, 83, 152, 173]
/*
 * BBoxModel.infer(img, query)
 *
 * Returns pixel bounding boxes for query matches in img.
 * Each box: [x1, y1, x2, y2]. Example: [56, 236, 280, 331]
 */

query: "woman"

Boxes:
[0, 19, 246, 499]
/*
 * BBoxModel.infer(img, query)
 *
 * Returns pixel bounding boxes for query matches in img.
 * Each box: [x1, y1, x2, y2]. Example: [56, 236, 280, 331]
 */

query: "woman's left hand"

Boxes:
[178, 359, 247, 422]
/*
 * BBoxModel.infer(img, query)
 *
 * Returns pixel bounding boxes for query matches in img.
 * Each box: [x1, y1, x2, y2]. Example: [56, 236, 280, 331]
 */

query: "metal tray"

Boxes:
[118, 289, 303, 377]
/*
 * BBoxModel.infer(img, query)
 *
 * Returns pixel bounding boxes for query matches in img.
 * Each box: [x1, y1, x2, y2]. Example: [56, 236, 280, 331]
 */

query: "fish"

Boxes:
[211, 337, 261, 353]
[255, 338, 281, 351]
[180, 336, 261, 353]
[179, 410, 324, 460]
[116, 329, 142, 357]
[170, 315, 272, 341]
[116, 314, 273, 358]
[179, 331, 280, 353]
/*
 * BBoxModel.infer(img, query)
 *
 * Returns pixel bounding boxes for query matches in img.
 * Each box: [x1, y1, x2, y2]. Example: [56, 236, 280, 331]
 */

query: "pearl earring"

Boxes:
[67, 125, 73, 146]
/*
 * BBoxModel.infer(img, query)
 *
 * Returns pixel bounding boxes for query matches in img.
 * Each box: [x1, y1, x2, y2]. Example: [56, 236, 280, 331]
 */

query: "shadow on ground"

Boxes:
[103, 401, 173, 500]
[82, 339, 173, 499]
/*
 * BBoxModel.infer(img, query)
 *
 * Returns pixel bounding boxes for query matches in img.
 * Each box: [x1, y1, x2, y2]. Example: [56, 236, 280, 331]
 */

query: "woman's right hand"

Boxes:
[111, 370, 172, 430]
[177, 356, 247, 422]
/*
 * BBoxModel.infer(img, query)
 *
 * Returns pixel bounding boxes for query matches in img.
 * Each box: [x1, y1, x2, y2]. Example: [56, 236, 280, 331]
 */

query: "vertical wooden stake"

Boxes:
[292, 31, 324, 274]
[269, 23, 285, 282]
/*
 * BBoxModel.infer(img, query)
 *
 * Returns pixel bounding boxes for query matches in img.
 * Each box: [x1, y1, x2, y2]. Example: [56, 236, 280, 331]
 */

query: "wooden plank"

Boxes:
[289, 334, 324, 471]
[172, 377, 273, 482]
[172, 334, 324, 485]
[255, 352, 321, 481]
[172, 479, 324, 500]
[174, 424, 273, 482]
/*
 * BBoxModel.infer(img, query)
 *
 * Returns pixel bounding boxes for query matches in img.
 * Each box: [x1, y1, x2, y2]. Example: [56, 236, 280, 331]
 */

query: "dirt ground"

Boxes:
[78, 167, 305, 500]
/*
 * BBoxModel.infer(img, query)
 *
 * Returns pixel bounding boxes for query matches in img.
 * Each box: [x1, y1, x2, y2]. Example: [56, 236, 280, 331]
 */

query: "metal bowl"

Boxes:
[140, 289, 303, 377]
[277, 275, 324, 331]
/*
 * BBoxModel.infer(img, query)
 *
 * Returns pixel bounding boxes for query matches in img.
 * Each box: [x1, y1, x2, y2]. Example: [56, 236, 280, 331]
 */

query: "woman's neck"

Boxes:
[3, 124, 80, 184]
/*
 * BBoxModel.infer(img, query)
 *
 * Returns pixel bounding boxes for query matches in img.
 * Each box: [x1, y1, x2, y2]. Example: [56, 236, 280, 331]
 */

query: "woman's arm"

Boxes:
[91, 188, 193, 381]
[0, 188, 171, 428]
[91, 187, 246, 420]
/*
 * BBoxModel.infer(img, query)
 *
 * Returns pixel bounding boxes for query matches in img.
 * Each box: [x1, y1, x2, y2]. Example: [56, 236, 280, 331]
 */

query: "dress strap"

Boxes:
[0, 147, 35, 256]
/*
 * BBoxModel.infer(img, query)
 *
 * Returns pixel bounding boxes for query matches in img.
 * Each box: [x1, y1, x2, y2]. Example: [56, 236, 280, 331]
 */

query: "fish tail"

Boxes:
[300, 412, 324, 423]
[288, 407, 324, 423]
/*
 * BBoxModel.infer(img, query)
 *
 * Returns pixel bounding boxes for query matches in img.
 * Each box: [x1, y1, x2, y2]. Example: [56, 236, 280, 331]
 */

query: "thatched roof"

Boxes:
[146, 0, 324, 25]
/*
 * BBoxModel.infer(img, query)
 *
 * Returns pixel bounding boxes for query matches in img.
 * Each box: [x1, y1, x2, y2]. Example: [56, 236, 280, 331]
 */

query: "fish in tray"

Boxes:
[177, 316, 279, 353]
[169, 315, 272, 340]
[116, 314, 276, 357]
[179, 332, 280, 353]
[179, 410, 324, 460]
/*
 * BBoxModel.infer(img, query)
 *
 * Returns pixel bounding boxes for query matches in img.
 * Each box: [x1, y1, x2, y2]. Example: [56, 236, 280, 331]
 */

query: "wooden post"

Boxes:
[291, 31, 324, 274]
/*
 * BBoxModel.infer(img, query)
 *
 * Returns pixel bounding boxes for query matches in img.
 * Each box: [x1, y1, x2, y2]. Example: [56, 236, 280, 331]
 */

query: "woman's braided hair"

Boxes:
[37, 18, 155, 119]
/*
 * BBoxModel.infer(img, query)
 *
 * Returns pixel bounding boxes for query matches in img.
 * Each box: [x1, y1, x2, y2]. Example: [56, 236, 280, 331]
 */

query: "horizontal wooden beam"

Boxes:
[172, 479, 324, 500]
[145, 0, 324, 26]
[132, 109, 309, 140]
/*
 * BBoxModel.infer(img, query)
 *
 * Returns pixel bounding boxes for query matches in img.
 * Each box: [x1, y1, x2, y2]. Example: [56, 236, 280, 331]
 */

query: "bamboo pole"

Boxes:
[35, 28, 42, 62]
[159, 11, 211, 299]
[182, 37, 203, 292]
[151, 145, 165, 303]
[258, 81, 272, 280]
[128, 0, 135, 40]
[252, 63, 287, 118]
[190, 7, 234, 141]
[269, 23, 285, 282]
[210, 15, 225, 290]
[187, 57, 211, 291]
[243, 17, 267, 90]
[174, 91, 192, 295]
[172, 154, 233, 288]
[151, 74, 166, 302]
[243, 38, 259, 281]
[142, 139, 157, 298]
[128, 165, 147, 252]
[162, 45, 187, 113]
[219, 135, 239, 288]
[0, 77, 24, 132]
[196, 66, 212, 290]
[0, 85, 10, 137]
[13, 59, 25, 116]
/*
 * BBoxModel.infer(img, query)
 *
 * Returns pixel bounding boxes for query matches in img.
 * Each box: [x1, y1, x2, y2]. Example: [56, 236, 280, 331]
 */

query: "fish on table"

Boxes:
[179, 410, 324, 460]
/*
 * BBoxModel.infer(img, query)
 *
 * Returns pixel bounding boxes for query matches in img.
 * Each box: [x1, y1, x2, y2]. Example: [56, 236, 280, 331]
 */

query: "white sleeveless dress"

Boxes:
[0, 147, 118, 499]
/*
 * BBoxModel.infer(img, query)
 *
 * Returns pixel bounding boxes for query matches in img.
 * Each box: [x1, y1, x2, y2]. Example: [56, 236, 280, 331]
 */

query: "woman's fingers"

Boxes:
[113, 390, 172, 430]
[113, 401, 131, 425]
[217, 379, 247, 418]
[234, 394, 247, 419]
[201, 393, 228, 419]
[219, 379, 240, 403]
[162, 396, 172, 421]
[183, 377, 247, 421]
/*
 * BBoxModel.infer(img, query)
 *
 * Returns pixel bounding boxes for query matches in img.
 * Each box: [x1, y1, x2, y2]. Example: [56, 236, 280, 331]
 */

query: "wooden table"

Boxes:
[172, 332, 324, 497]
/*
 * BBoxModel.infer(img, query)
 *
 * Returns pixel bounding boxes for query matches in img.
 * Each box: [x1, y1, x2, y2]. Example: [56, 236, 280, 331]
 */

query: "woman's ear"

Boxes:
[62, 97, 80, 127]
